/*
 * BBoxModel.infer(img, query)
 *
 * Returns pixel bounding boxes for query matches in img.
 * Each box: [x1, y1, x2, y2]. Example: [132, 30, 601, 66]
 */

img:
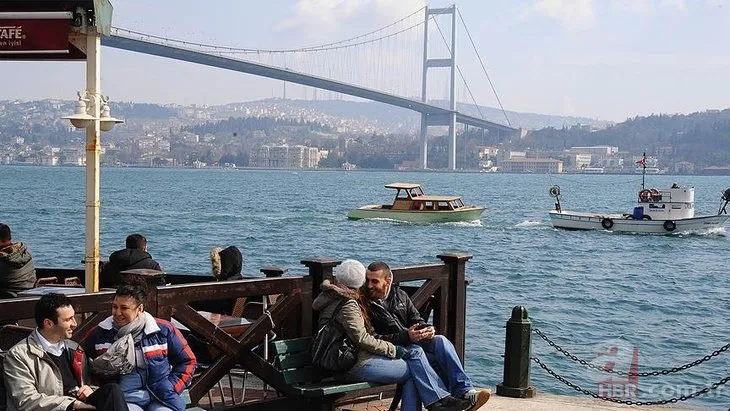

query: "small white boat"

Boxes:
[347, 183, 485, 223]
[548, 184, 730, 234]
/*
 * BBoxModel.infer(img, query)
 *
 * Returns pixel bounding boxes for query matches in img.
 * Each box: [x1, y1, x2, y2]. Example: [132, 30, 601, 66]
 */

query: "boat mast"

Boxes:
[641, 152, 646, 190]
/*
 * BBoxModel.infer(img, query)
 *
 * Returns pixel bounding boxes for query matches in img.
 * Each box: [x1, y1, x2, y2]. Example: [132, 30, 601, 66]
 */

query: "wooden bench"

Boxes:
[271, 337, 399, 411]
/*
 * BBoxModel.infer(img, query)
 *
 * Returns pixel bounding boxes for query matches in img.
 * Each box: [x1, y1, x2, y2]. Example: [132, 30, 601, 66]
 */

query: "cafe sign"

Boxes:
[0, 12, 72, 54]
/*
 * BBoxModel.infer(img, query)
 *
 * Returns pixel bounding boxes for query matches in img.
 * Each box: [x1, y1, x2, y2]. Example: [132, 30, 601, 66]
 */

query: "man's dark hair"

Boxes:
[126, 233, 147, 250]
[367, 261, 392, 277]
[0, 223, 11, 242]
[116, 283, 147, 306]
[34, 293, 73, 327]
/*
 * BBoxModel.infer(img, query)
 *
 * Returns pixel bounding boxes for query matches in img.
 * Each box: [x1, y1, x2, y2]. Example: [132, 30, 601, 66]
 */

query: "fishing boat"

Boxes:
[347, 183, 485, 223]
[548, 155, 730, 233]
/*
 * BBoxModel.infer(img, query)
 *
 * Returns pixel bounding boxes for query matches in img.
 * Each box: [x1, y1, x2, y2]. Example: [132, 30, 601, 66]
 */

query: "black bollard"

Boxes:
[496, 306, 536, 398]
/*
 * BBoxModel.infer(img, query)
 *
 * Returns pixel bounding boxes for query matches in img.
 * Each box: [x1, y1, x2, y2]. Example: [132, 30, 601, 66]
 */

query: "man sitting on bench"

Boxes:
[365, 261, 491, 410]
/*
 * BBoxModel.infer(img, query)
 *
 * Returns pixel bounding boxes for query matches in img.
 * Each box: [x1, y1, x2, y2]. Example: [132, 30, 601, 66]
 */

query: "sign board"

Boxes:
[0, 11, 83, 60]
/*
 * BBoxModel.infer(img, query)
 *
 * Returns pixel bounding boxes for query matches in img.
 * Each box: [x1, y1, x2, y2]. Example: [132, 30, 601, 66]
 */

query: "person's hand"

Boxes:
[76, 385, 94, 401]
[407, 324, 434, 342]
[72, 400, 96, 410]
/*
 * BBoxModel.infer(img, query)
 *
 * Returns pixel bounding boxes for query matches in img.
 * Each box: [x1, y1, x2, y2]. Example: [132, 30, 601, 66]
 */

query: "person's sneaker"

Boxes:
[428, 395, 472, 411]
[463, 388, 492, 410]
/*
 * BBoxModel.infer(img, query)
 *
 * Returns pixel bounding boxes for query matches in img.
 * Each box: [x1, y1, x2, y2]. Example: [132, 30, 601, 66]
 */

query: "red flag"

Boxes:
[635, 158, 646, 165]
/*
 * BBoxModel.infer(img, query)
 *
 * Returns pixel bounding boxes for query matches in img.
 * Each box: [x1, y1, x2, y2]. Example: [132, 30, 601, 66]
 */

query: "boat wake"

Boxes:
[516, 220, 542, 228]
[359, 217, 482, 227]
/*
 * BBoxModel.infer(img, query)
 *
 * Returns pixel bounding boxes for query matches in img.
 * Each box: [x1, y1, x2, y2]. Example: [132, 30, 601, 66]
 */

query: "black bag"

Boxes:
[311, 300, 357, 372]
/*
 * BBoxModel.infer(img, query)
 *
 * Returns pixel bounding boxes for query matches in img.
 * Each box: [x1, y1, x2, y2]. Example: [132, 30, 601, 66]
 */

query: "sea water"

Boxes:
[1, 165, 729, 409]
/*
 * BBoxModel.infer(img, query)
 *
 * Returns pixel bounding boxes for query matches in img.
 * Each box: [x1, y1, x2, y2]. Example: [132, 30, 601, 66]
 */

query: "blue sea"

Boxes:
[2, 165, 729, 409]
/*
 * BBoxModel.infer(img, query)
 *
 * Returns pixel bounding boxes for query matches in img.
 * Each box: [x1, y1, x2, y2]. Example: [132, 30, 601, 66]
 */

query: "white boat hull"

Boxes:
[348, 205, 485, 223]
[548, 210, 729, 233]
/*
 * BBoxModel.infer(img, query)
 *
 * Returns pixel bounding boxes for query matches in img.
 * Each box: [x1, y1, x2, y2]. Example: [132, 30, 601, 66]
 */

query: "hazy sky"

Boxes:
[1, 0, 728, 122]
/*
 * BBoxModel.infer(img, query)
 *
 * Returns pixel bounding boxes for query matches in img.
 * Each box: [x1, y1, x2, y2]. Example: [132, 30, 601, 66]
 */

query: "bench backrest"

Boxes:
[271, 337, 328, 385]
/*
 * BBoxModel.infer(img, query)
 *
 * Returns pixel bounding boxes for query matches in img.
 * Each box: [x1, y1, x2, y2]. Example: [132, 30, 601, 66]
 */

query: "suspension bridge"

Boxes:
[101, 4, 521, 170]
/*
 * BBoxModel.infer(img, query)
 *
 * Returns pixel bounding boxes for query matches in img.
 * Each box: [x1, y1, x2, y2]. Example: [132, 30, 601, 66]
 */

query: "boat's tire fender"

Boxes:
[601, 218, 614, 230]
[663, 220, 676, 232]
[642, 215, 652, 220]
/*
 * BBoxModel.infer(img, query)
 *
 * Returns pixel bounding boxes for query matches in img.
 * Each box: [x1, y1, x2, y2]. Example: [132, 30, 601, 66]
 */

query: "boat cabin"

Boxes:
[384, 183, 466, 211]
[635, 185, 695, 220]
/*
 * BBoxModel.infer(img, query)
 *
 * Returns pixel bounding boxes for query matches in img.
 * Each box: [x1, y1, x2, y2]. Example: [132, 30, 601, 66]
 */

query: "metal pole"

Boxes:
[448, 4, 457, 170]
[496, 306, 536, 398]
[420, 6, 429, 169]
[84, 28, 101, 293]
[262, 294, 269, 397]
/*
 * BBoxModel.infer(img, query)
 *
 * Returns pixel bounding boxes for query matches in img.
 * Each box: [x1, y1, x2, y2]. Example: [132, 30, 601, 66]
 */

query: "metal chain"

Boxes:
[533, 327, 730, 377]
[531, 356, 730, 406]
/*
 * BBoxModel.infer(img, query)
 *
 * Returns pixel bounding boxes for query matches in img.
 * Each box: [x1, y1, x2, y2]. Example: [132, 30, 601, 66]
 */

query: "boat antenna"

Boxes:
[641, 152, 646, 190]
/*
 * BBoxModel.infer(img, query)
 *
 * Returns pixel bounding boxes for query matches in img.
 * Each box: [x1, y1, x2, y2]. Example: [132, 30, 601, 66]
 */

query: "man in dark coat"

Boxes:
[364, 260, 491, 411]
[0, 223, 36, 298]
[100, 233, 162, 289]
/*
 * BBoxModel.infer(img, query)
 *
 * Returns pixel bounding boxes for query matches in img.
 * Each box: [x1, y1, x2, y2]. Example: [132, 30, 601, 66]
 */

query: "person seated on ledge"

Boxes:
[191, 246, 244, 316]
[100, 234, 163, 289]
[2, 293, 129, 410]
[83, 283, 196, 411]
[314, 259, 473, 411]
[365, 260, 491, 410]
[0, 222, 37, 298]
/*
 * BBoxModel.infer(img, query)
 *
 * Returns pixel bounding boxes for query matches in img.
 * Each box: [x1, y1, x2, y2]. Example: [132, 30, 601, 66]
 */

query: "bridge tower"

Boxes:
[420, 4, 458, 170]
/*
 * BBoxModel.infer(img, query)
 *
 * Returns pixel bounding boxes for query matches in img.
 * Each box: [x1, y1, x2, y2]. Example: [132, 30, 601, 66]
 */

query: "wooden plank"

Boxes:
[276, 351, 312, 369]
[157, 277, 304, 306]
[282, 366, 328, 385]
[271, 337, 311, 355]
[296, 381, 380, 397]
[392, 265, 448, 282]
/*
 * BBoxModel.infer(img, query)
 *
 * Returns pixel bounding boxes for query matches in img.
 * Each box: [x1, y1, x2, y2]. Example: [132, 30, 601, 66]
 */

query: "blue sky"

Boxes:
[1, 0, 728, 122]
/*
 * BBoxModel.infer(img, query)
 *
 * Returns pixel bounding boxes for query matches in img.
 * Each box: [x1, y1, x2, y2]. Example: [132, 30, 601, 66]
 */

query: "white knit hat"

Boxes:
[334, 259, 366, 289]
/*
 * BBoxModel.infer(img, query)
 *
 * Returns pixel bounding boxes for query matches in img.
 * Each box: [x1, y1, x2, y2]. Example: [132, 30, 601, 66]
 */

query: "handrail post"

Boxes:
[260, 266, 287, 278]
[437, 252, 472, 363]
[301, 257, 341, 335]
[497, 306, 536, 398]
[300, 257, 341, 299]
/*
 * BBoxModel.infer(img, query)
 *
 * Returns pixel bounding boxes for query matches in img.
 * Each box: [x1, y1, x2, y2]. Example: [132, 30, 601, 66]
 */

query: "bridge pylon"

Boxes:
[420, 4, 458, 170]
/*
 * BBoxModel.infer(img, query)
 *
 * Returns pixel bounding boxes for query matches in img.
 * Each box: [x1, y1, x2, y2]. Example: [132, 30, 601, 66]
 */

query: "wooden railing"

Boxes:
[0, 253, 472, 410]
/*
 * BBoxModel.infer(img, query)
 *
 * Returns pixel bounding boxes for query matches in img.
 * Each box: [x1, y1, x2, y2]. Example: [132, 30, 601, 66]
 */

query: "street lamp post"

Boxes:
[62, 26, 122, 293]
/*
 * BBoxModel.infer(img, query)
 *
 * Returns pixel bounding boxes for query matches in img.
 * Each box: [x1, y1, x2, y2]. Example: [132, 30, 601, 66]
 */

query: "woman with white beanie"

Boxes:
[312, 259, 472, 411]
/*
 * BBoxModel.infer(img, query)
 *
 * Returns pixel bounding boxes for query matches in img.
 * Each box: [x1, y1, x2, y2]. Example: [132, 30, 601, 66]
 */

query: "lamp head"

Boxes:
[62, 92, 94, 128]
[99, 101, 124, 132]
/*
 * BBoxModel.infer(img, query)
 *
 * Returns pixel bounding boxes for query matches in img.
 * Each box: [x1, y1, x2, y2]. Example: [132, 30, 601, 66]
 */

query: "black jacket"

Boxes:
[0, 242, 36, 298]
[368, 284, 424, 346]
[100, 248, 162, 289]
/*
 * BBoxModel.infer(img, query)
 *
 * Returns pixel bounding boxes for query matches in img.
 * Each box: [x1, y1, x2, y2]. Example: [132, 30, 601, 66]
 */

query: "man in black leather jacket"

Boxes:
[365, 261, 490, 410]
[100, 233, 163, 288]
[0, 223, 36, 298]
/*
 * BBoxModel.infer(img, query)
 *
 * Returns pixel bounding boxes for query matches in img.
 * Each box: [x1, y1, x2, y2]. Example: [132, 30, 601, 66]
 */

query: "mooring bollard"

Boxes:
[496, 306, 536, 398]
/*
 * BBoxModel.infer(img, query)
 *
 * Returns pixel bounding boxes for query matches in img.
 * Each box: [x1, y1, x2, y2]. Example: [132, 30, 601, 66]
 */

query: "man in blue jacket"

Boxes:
[365, 261, 491, 411]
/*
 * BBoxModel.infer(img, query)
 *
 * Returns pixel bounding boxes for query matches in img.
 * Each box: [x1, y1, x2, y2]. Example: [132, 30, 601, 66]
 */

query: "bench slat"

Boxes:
[271, 337, 311, 355]
[282, 366, 328, 384]
[293, 381, 381, 397]
[276, 350, 312, 369]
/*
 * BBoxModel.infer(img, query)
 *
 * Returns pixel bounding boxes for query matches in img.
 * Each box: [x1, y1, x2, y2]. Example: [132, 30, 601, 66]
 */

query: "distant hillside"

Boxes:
[232, 98, 610, 132]
[516, 109, 730, 167]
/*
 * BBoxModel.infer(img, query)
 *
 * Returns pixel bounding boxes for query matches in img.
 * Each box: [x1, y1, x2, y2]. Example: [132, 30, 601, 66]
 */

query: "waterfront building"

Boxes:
[501, 158, 563, 173]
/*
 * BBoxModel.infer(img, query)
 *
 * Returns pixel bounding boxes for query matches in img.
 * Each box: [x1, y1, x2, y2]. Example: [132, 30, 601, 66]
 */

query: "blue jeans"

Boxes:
[347, 346, 450, 411]
[420, 335, 474, 398]
[127, 402, 173, 411]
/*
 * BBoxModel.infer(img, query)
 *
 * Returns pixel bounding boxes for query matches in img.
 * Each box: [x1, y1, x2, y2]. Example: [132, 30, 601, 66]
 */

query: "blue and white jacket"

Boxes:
[83, 312, 196, 411]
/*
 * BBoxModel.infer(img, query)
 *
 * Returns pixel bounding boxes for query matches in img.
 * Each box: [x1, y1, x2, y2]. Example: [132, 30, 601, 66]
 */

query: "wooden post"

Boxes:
[301, 257, 340, 335]
[497, 306, 536, 398]
[300, 257, 341, 299]
[437, 252, 472, 363]
[260, 266, 287, 278]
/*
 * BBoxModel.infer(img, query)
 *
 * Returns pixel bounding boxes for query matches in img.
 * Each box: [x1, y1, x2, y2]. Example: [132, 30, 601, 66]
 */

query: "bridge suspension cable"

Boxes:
[430, 17, 486, 120]
[111, 6, 425, 55]
[457, 9, 511, 127]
